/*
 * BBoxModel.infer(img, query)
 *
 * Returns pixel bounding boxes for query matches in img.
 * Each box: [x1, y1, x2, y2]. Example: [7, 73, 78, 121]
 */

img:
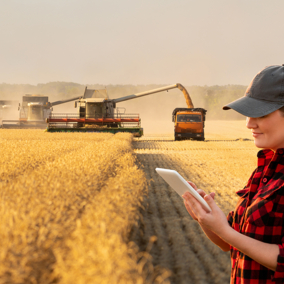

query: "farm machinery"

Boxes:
[0, 100, 18, 114]
[1, 94, 83, 129]
[172, 108, 207, 141]
[46, 83, 207, 140]
[46, 86, 163, 136]
[0, 100, 19, 126]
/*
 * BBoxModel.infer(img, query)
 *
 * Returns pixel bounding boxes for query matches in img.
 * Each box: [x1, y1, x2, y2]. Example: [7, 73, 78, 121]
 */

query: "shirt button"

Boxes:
[263, 178, 267, 183]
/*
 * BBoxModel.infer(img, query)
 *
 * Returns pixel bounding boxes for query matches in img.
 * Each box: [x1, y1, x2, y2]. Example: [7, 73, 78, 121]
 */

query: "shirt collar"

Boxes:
[257, 148, 284, 158]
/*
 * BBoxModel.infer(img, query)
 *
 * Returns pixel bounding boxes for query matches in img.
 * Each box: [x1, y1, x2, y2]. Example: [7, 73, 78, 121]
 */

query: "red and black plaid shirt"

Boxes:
[227, 148, 284, 283]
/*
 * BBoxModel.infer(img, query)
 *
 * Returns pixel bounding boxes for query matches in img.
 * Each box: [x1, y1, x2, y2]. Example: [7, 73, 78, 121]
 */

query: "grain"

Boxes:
[0, 130, 169, 284]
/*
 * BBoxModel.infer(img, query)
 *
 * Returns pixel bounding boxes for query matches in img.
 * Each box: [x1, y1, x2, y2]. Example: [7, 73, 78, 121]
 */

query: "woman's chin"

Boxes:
[253, 139, 266, 149]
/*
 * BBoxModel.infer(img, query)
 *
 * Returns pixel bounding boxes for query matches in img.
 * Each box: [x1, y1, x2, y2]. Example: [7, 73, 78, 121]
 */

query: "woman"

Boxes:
[182, 64, 284, 283]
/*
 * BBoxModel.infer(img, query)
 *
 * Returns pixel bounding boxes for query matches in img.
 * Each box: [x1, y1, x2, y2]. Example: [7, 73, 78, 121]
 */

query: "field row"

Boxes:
[131, 138, 258, 283]
[0, 130, 167, 284]
[0, 123, 257, 284]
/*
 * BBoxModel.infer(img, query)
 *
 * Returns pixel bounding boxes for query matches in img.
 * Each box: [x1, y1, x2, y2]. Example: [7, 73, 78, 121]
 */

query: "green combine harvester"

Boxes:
[46, 84, 193, 137]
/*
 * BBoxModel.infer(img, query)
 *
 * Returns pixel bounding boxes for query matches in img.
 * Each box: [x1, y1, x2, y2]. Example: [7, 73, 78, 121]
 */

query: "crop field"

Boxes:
[0, 131, 168, 284]
[131, 120, 258, 284]
[0, 120, 258, 284]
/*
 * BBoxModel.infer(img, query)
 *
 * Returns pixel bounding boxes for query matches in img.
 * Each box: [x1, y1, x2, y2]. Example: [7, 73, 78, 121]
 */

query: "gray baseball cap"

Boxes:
[223, 65, 284, 117]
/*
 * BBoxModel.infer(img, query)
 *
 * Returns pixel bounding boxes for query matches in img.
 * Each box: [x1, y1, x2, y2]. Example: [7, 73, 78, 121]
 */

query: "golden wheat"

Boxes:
[0, 121, 258, 284]
[0, 130, 169, 284]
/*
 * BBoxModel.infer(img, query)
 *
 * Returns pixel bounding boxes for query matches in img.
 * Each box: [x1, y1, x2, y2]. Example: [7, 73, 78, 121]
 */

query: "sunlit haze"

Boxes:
[1, 0, 284, 86]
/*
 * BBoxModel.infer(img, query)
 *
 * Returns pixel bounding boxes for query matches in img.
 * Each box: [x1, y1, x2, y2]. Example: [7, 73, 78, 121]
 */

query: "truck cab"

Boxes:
[172, 108, 207, 141]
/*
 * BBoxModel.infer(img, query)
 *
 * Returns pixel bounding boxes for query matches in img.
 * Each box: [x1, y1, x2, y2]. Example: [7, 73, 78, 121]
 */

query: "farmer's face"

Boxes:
[246, 110, 284, 151]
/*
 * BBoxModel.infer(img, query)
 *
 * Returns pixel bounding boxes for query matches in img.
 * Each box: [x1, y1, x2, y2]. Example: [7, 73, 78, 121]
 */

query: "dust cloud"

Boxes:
[109, 87, 188, 135]
[106, 86, 244, 135]
[2, 107, 20, 121]
[0, 101, 20, 121]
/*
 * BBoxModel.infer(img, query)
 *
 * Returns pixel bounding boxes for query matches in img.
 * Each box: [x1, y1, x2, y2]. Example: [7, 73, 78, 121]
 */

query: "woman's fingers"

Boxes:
[187, 181, 197, 190]
[209, 192, 215, 199]
[204, 194, 218, 211]
[187, 181, 207, 198]
[183, 192, 204, 217]
[183, 200, 198, 220]
[197, 189, 206, 198]
[183, 191, 229, 235]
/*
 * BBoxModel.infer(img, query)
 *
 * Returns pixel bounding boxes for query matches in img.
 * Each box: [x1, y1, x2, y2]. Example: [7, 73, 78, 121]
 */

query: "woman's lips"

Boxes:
[252, 132, 262, 138]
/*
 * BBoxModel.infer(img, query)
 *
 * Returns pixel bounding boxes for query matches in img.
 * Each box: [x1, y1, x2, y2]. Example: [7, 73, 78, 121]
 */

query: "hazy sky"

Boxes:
[0, 0, 283, 86]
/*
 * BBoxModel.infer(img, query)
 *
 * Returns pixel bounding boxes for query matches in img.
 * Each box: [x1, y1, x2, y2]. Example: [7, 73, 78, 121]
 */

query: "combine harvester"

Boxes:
[0, 100, 19, 127]
[1, 95, 83, 129]
[46, 84, 207, 140]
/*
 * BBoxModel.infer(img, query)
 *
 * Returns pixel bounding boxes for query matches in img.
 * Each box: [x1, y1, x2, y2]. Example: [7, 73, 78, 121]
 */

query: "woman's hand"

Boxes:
[183, 181, 215, 221]
[182, 189, 229, 237]
[183, 181, 231, 251]
[183, 184, 280, 269]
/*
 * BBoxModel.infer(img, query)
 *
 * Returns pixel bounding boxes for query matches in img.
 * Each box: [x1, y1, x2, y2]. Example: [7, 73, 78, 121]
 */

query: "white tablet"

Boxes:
[155, 168, 211, 212]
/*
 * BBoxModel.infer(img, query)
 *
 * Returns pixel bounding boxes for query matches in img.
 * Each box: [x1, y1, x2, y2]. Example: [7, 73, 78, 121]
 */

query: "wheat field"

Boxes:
[0, 131, 170, 284]
[131, 120, 258, 284]
[0, 120, 258, 284]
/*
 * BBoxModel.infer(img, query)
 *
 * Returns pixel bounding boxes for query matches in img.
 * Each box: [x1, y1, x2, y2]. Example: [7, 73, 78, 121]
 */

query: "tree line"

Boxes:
[0, 82, 247, 120]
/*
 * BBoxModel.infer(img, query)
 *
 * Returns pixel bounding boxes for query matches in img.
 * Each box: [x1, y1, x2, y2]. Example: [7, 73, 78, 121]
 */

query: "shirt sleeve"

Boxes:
[269, 188, 284, 281]
[227, 210, 234, 227]
[270, 240, 284, 281]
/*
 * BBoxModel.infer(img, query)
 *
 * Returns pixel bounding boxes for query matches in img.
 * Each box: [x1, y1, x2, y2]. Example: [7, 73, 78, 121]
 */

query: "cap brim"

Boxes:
[223, 96, 284, 118]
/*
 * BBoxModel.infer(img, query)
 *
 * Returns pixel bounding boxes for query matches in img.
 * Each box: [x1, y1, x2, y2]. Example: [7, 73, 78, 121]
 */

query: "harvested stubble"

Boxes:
[0, 130, 169, 284]
[132, 121, 258, 284]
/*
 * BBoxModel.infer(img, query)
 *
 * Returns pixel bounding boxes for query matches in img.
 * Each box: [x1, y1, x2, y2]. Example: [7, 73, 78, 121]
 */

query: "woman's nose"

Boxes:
[246, 117, 257, 129]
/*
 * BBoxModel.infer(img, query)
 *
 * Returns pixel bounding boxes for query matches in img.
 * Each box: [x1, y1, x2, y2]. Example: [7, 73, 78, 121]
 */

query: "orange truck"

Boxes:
[172, 107, 207, 141]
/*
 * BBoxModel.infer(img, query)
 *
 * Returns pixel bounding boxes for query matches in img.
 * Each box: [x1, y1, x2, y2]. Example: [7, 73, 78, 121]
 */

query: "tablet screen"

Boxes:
[155, 168, 211, 212]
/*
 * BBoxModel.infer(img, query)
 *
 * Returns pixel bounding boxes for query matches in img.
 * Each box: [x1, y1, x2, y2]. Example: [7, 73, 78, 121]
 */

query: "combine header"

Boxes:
[46, 113, 142, 136]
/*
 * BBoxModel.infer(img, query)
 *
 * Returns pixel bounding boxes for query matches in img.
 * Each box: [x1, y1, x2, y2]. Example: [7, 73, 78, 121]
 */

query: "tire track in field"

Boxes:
[131, 140, 257, 284]
[130, 141, 255, 283]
